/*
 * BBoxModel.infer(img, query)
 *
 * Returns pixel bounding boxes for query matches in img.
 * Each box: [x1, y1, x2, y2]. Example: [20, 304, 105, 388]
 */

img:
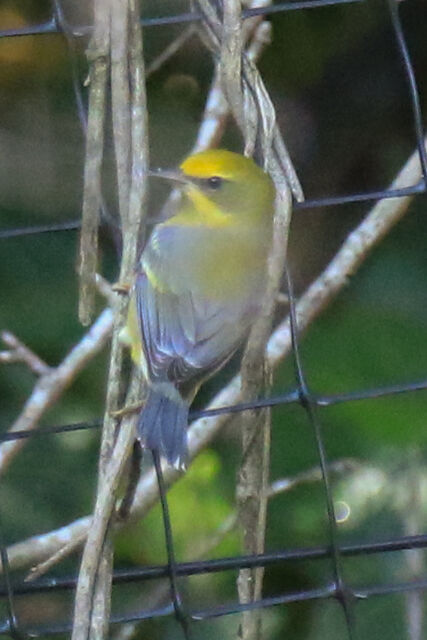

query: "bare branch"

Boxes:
[146, 25, 196, 78]
[194, 458, 359, 558]
[237, 174, 292, 640]
[195, 0, 303, 200]
[267, 145, 424, 363]
[72, 0, 149, 637]
[159, 6, 272, 220]
[202, 1, 297, 636]
[81, 3, 131, 633]
[26, 533, 87, 582]
[78, 0, 110, 325]
[111, 2, 131, 222]
[0, 309, 113, 475]
[71, 405, 138, 640]
[0, 331, 50, 376]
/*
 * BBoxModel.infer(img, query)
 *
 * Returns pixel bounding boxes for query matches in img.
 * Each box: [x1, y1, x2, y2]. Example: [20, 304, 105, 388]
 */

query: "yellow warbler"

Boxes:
[121, 149, 275, 468]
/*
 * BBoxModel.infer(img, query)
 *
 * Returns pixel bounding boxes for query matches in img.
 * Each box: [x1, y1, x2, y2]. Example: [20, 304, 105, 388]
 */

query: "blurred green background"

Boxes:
[1, 0, 427, 638]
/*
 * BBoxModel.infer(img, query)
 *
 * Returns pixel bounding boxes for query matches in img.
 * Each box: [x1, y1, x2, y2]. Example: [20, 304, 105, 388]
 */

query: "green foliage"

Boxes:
[116, 450, 238, 565]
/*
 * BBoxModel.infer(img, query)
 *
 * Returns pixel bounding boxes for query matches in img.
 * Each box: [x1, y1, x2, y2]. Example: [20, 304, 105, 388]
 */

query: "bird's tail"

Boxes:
[137, 387, 189, 469]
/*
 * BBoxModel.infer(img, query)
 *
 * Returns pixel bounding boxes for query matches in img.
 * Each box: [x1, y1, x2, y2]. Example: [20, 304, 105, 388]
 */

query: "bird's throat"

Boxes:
[172, 186, 232, 228]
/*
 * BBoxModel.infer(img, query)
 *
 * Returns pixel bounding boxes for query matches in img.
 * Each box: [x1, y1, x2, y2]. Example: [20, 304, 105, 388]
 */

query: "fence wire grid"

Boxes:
[0, 0, 426, 639]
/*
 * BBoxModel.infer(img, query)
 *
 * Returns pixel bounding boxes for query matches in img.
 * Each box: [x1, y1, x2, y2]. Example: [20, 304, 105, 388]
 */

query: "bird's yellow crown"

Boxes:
[176, 148, 275, 227]
[180, 149, 263, 181]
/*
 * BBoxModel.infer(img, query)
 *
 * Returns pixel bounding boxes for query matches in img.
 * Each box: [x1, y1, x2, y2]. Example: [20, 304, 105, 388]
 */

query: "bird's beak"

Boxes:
[147, 168, 188, 185]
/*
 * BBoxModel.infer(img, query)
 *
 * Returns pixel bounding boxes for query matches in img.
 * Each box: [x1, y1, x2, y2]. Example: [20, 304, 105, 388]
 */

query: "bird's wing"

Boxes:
[134, 271, 251, 392]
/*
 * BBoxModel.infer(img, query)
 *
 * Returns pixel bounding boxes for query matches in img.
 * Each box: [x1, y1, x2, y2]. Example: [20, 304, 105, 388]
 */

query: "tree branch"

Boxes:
[78, 0, 110, 325]
[0, 309, 113, 475]
[0, 331, 50, 376]
[72, 0, 149, 637]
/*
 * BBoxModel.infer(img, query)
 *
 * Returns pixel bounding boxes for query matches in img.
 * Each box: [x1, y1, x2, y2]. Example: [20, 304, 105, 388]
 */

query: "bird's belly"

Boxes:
[170, 231, 267, 301]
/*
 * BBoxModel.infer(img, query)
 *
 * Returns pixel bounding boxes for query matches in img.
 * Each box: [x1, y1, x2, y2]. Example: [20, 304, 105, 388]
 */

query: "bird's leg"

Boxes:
[112, 281, 132, 294]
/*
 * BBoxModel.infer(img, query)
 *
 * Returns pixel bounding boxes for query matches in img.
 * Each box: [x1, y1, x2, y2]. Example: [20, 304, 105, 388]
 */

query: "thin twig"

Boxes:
[85, 3, 132, 635]
[111, 2, 131, 222]
[25, 533, 87, 582]
[0, 309, 113, 475]
[72, 1, 149, 637]
[220, 0, 244, 128]
[127, 0, 149, 267]
[158, 3, 272, 221]
[193, 458, 358, 558]
[73, 0, 116, 635]
[71, 405, 138, 640]
[146, 25, 196, 78]
[195, 0, 303, 200]
[237, 174, 291, 640]
[78, 0, 110, 325]
[0, 331, 50, 376]
[209, 1, 296, 636]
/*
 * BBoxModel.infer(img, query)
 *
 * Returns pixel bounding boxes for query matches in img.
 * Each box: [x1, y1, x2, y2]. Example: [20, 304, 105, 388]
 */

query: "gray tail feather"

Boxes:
[137, 389, 189, 468]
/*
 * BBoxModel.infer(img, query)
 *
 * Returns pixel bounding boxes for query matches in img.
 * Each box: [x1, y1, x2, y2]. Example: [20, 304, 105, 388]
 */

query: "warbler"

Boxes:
[121, 149, 276, 468]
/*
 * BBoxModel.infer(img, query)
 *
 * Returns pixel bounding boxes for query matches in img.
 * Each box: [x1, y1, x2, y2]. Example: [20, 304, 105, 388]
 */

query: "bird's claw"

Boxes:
[112, 281, 132, 295]
[110, 402, 144, 418]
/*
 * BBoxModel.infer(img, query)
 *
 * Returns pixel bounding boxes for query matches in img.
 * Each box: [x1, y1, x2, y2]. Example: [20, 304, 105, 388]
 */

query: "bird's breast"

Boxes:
[143, 223, 270, 301]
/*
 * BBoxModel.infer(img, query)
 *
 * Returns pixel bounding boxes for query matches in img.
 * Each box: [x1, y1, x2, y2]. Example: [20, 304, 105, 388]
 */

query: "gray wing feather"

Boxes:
[134, 271, 250, 391]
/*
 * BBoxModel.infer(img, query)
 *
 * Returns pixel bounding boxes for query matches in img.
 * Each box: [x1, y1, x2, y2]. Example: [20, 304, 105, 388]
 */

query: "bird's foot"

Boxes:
[112, 281, 131, 295]
[110, 402, 144, 418]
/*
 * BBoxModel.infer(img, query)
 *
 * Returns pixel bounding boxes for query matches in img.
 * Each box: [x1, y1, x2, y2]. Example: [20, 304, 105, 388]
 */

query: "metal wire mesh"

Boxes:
[0, 0, 426, 638]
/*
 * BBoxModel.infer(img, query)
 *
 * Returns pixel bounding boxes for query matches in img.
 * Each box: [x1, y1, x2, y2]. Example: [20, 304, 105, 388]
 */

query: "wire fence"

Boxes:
[0, 0, 426, 638]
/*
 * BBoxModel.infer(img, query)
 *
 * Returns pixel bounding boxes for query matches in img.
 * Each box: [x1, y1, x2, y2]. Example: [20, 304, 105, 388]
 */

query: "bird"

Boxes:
[120, 149, 276, 469]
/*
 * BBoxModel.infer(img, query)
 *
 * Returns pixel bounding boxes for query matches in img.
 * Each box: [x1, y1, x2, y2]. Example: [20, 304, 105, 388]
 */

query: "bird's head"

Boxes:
[150, 149, 276, 225]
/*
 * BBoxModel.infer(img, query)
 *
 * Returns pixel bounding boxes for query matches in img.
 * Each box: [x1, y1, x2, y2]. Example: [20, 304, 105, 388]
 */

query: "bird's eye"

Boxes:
[206, 176, 223, 190]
